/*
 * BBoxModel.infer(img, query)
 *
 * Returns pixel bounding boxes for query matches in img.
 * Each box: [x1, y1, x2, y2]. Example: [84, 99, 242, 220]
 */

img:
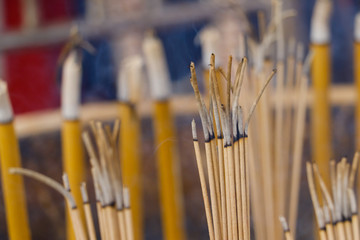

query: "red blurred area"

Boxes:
[3, 0, 75, 114]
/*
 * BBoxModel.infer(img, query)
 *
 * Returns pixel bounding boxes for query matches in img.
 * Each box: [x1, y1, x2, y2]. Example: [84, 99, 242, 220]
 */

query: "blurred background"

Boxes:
[0, 0, 358, 239]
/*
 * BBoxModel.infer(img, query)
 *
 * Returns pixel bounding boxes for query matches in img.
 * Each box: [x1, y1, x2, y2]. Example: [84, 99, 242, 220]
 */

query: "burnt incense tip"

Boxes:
[80, 182, 89, 203]
[273, 68, 277, 73]
[209, 132, 215, 141]
[191, 119, 198, 140]
[279, 216, 290, 232]
[123, 187, 131, 209]
[62, 173, 71, 192]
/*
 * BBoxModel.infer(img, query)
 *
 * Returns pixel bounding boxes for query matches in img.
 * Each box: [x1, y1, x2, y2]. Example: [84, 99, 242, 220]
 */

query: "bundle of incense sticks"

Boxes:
[280, 152, 360, 240]
[194, 3, 312, 238]
[246, 39, 313, 240]
[9, 120, 134, 240]
[190, 54, 276, 240]
[229, 2, 313, 239]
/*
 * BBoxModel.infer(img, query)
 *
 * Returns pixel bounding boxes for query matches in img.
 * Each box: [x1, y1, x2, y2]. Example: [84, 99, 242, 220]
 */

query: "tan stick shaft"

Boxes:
[345, 220, 353, 240]
[96, 203, 107, 240]
[352, 215, 360, 240]
[105, 206, 120, 240]
[319, 229, 328, 240]
[210, 138, 222, 217]
[239, 137, 250, 240]
[325, 223, 335, 240]
[247, 133, 265, 240]
[285, 231, 294, 240]
[275, 62, 285, 233]
[234, 140, 243, 240]
[125, 208, 135, 240]
[258, 77, 275, 240]
[224, 145, 232, 239]
[83, 203, 97, 240]
[289, 69, 308, 235]
[227, 145, 238, 240]
[205, 142, 221, 239]
[336, 222, 347, 240]
[193, 139, 215, 240]
[217, 138, 228, 240]
[117, 210, 127, 240]
[69, 208, 87, 240]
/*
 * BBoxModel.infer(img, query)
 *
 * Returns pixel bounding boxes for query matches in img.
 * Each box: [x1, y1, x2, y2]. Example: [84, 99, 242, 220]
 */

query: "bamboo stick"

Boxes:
[192, 120, 215, 240]
[80, 183, 97, 240]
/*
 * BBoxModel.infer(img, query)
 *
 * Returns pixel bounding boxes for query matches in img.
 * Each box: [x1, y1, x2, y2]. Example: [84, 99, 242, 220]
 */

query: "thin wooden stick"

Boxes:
[348, 189, 360, 240]
[306, 162, 326, 237]
[349, 152, 359, 189]
[233, 108, 243, 240]
[80, 182, 97, 240]
[279, 216, 294, 240]
[211, 106, 228, 240]
[191, 120, 215, 240]
[9, 168, 87, 240]
[323, 206, 335, 240]
[124, 187, 134, 240]
[289, 48, 312, 236]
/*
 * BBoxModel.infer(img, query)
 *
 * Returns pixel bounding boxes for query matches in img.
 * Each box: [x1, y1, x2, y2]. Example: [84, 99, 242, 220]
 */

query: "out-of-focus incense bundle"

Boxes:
[280, 152, 360, 240]
[9, 120, 135, 240]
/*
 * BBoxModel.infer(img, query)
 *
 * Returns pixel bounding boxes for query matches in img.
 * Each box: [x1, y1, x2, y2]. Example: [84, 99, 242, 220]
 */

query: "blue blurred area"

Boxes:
[82, 39, 117, 102]
[157, 22, 204, 81]
[79, 0, 360, 103]
[80, 22, 204, 102]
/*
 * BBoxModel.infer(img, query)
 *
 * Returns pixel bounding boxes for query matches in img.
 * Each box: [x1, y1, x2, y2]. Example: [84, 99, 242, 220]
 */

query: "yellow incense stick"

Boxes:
[354, 15, 360, 205]
[153, 101, 186, 240]
[310, 0, 332, 189]
[118, 102, 142, 240]
[311, 43, 332, 187]
[62, 120, 85, 240]
[355, 14, 360, 151]
[143, 32, 185, 240]
[61, 49, 85, 240]
[0, 81, 31, 240]
[117, 55, 144, 240]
